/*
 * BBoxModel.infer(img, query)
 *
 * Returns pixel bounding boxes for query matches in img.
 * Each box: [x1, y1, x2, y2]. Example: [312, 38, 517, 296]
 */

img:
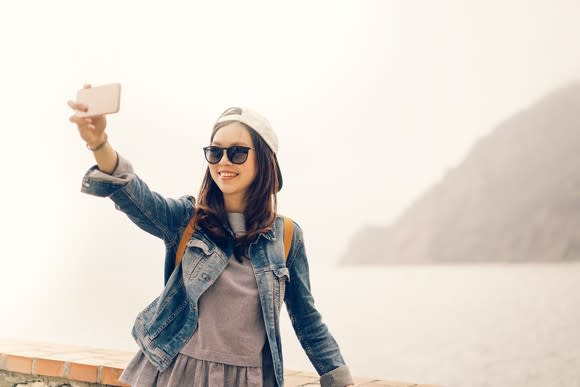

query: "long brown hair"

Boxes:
[193, 108, 281, 257]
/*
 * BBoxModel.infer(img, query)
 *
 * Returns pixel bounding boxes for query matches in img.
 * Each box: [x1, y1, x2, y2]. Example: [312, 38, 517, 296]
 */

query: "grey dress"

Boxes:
[119, 213, 277, 387]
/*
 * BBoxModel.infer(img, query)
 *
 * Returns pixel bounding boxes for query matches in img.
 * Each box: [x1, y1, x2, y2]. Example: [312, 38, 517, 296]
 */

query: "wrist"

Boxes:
[86, 133, 108, 152]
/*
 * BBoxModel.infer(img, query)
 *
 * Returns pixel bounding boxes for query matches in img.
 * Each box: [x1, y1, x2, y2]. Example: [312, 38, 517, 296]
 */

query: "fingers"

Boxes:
[68, 114, 89, 124]
[69, 114, 95, 129]
[67, 99, 88, 112]
[66, 84, 91, 111]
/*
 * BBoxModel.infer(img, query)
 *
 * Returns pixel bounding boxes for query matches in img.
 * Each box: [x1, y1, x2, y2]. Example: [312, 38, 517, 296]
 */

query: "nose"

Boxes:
[218, 149, 232, 165]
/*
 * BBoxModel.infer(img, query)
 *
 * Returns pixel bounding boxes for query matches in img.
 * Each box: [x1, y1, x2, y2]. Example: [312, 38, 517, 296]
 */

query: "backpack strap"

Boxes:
[175, 216, 196, 267]
[282, 216, 294, 261]
[175, 215, 294, 267]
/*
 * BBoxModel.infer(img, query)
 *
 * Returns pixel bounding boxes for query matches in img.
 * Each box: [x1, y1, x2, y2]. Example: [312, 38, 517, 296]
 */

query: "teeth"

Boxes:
[220, 172, 237, 177]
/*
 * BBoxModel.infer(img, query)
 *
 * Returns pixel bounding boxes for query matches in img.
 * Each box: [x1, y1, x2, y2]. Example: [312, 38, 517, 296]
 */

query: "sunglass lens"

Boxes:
[204, 147, 222, 164]
[228, 146, 249, 164]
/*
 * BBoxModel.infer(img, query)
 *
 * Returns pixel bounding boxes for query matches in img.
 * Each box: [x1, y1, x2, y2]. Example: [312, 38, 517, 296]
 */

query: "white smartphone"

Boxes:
[75, 83, 121, 117]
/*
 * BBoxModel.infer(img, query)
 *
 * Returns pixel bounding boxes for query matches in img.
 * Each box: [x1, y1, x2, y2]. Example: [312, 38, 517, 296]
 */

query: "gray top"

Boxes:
[179, 212, 267, 367]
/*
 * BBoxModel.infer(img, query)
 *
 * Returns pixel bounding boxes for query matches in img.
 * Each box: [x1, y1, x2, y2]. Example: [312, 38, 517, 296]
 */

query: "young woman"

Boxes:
[68, 84, 354, 387]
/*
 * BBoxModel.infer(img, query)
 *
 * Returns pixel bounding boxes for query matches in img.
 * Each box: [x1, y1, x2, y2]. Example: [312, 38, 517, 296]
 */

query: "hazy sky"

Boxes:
[0, 0, 579, 319]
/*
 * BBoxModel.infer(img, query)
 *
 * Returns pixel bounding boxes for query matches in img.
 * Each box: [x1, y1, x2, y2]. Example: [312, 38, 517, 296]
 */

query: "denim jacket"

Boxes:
[80, 153, 354, 387]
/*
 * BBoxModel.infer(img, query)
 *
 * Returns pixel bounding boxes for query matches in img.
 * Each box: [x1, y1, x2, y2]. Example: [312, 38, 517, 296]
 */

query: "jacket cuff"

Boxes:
[320, 365, 354, 387]
[110, 152, 133, 178]
[80, 153, 135, 197]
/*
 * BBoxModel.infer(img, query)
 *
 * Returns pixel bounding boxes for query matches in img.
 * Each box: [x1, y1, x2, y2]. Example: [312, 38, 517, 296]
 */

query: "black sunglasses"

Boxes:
[203, 145, 252, 164]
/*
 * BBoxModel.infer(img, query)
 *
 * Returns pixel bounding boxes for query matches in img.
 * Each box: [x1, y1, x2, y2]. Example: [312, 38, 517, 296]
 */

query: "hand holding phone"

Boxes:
[74, 83, 121, 118]
[68, 83, 112, 150]
[67, 83, 119, 172]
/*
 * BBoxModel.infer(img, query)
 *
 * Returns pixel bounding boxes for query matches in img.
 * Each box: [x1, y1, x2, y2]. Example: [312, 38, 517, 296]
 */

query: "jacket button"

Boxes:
[201, 273, 211, 281]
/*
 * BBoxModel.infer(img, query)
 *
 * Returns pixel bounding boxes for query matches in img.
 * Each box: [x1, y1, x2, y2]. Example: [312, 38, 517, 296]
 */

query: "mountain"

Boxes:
[342, 83, 580, 264]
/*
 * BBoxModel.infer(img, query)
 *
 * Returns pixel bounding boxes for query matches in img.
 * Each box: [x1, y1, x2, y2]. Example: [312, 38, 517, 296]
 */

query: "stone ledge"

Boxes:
[0, 338, 442, 387]
[0, 339, 131, 386]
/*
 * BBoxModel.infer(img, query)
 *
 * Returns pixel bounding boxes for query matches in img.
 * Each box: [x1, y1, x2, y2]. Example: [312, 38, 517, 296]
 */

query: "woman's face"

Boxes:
[209, 122, 257, 205]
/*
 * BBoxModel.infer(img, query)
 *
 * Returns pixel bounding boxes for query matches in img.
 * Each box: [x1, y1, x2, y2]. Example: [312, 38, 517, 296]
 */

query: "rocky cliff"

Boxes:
[342, 83, 580, 264]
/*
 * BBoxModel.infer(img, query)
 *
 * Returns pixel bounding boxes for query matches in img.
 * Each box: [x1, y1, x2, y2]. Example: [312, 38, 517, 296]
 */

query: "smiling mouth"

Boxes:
[219, 171, 239, 177]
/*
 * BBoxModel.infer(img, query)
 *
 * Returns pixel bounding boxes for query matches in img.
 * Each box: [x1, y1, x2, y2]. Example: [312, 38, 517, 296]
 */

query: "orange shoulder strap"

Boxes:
[175, 216, 196, 267]
[174, 215, 294, 268]
[282, 216, 294, 260]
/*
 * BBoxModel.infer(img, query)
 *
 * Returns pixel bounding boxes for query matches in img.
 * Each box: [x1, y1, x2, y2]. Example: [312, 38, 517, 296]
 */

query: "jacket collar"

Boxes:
[260, 222, 276, 241]
[249, 217, 278, 244]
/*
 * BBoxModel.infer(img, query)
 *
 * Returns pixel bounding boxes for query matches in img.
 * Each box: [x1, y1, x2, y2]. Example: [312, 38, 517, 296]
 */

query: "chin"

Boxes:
[217, 185, 242, 196]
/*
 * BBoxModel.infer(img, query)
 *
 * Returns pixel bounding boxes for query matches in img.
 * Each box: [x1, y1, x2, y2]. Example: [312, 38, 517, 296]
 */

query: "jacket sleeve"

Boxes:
[80, 152, 195, 246]
[284, 223, 354, 387]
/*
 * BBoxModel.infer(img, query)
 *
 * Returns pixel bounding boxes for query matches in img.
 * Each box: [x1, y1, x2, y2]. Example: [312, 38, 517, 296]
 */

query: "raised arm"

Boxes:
[68, 84, 194, 245]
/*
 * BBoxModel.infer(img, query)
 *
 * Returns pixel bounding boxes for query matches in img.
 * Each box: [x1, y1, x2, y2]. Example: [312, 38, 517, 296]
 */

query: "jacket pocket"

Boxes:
[273, 267, 290, 307]
[136, 276, 189, 340]
[186, 239, 213, 255]
[183, 239, 213, 279]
